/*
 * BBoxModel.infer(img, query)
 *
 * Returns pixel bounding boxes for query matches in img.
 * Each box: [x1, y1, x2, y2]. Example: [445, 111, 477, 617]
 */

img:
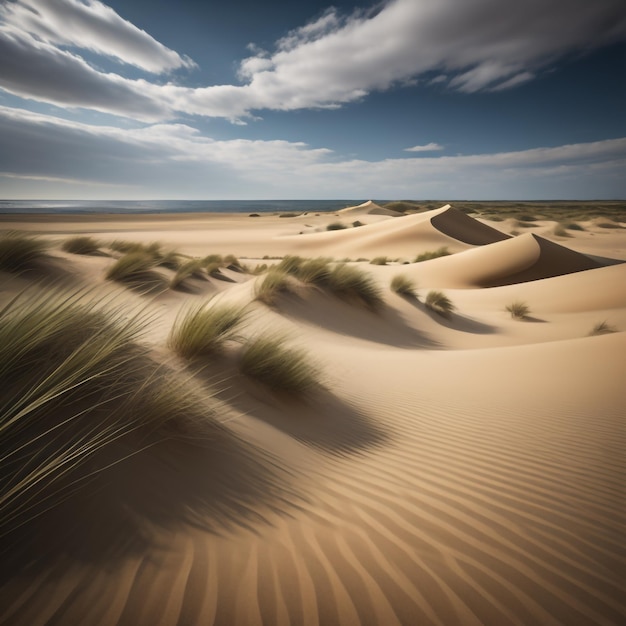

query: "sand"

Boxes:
[1, 203, 625, 625]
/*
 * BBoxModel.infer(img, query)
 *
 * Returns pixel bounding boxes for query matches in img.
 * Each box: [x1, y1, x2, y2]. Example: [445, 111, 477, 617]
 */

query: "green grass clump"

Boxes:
[109, 240, 146, 254]
[390, 275, 418, 298]
[168, 300, 247, 358]
[296, 258, 333, 286]
[352, 220, 364, 227]
[0, 290, 145, 529]
[505, 301, 530, 320]
[61, 236, 101, 255]
[156, 250, 182, 270]
[224, 254, 242, 270]
[202, 254, 223, 266]
[414, 247, 451, 263]
[239, 335, 321, 394]
[326, 222, 347, 231]
[589, 321, 617, 336]
[170, 259, 206, 289]
[0, 288, 224, 536]
[370, 256, 389, 265]
[327, 265, 383, 310]
[105, 251, 157, 283]
[0, 232, 51, 272]
[255, 269, 295, 306]
[276, 255, 304, 275]
[425, 290, 455, 317]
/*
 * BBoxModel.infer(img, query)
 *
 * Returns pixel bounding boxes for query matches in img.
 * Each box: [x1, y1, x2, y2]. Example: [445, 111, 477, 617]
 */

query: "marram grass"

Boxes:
[390, 274, 418, 298]
[326, 264, 384, 310]
[0, 287, 224, 537]
[425, 290, 455, 317]
[0, 231, 51, 272]
[61, 235, 101, 255]
[168, 300, 248, 358]
[239, 334, 321, 394]
[505, 301, 530, 319]
[255, 269, 295, 305]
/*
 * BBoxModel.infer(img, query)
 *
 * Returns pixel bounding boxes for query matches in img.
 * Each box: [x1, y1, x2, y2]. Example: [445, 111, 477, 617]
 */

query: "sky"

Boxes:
[0, 0, 625, 200]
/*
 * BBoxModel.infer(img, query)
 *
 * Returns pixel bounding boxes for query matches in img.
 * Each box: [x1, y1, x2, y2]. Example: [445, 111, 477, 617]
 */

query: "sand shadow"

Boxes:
[281, 290, 440, 348]
[111, 270, 170, 295]
[192, 362, 390, 457]
[405, 298, 498, 335]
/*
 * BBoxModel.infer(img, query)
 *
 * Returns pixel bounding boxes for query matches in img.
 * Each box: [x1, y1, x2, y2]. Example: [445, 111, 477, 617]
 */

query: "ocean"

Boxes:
[0, 199, 375, 214]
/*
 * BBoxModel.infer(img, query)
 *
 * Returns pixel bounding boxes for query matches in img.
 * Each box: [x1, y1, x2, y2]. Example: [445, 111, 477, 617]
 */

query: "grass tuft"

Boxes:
[0, 232, 51, 272]
[61, 236, 101, 255]
[589, 321, 617, 336]
[169, 300, 248, 358]
[170, 259, 206, 289]
[239, 334, 321, 394]
[370, 256, 389, 265]
[505, 301, 530, 319]
[414, 247, 451, 263]
[425, 290, 455, 317]
[390, 275, 418, 298]
[105, 251, 158, 284]
[0, 287, 224, 536]
[327, 264, 384, 310]
[255, 269, 295, 306]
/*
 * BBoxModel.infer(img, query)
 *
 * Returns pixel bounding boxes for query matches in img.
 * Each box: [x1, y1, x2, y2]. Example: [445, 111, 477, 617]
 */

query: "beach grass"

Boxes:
[239, 334, 321, 394]
[0, 232, 51, 272]
[414, 247, 450, 263]
[0, 287, 225, 536]
[390, 275, 418, 298]
[326, 264, 384, 310]
[255, 269, 295, 306]
[589, 321, 617, 336]
[105, 251, 158, 284]
[62, 236, 101, 255]
[506, 301, 530, 319]
[425, 290, 455, 317]
[168, 300, 248, 358]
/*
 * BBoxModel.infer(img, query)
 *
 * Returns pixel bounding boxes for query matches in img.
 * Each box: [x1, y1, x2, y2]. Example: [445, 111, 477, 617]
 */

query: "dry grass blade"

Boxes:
[589, 321, 617, 336]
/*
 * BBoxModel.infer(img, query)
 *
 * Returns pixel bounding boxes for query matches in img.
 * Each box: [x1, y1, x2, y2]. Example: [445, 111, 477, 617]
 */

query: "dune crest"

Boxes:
[430, 206, 511, 245]
[410, 232, 604, 288]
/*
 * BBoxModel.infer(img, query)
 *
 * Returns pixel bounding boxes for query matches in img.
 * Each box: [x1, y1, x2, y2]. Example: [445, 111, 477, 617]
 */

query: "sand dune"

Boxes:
[338, 200, 403, 217]
[406, 232, 604, 288]
[1, 208, 625, 626]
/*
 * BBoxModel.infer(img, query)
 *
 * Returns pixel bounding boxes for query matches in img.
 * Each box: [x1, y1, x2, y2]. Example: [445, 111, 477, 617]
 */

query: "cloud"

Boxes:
[405, 143, 444, 153]
[1, 106, 624, 199]
[0, 0, 195, 73]
[1, 0, 625, 122]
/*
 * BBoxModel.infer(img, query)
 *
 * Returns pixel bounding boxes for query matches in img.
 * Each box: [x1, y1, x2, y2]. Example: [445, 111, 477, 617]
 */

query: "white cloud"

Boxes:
[405, 143, 444, 153]
[1, 0, 625, 122]
[0, 0, 195, 73]
[1, 106, 624, 199]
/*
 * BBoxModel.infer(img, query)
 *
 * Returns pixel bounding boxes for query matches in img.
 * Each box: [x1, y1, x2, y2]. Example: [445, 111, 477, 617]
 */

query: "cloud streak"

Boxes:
[0, 0, 195, 73]
[1, 106, 623, 199]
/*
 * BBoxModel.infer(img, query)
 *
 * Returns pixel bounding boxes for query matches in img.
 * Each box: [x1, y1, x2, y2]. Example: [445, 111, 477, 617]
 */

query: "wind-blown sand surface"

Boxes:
[1, 203, 625, 625]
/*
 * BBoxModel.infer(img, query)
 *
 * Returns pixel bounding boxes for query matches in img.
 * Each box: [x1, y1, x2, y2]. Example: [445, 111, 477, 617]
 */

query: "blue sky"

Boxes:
[0, 0, 625, 200]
